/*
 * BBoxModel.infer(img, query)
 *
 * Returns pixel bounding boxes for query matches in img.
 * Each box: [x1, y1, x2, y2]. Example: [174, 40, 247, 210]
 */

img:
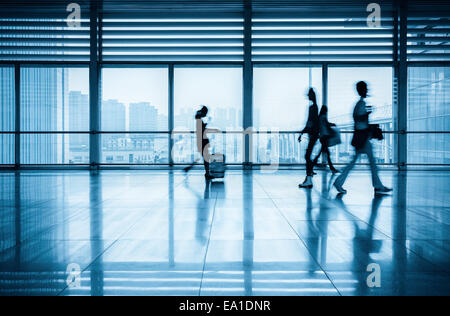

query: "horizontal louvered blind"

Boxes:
[0, 0, 90, 61]
[407, 0, 450, 61]
[2, 1, 449, 63]
[101, 0, 244, 61]
[252, 0, 395, 61]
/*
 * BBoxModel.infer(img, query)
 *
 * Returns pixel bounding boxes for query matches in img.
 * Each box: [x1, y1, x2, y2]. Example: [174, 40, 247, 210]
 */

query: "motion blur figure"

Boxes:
[333, 81, 392, 195]
[299, 88, 320, 189]
[184, 106, 220, 181]
[312, 105, 340, 174]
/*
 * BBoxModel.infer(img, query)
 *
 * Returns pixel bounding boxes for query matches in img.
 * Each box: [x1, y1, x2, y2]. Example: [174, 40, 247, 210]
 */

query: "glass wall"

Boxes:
[408, 67, 450, 164]
[20, 67, 89, 164]
[173, 67, 243, 164]
[328, 67, 394, 164]
[101, 67, 169, 164]
[0, 66, 15, 164]
[253, 67, 322, 164]
[2, 64, 448, 167]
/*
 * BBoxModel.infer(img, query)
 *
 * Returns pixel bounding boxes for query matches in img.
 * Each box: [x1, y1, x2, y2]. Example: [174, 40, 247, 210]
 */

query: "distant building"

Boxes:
[157, 114, 168, 131]
[129, 102, 158, 132]
[20, 68, 68, 164]
[68, 91, 89, 164]
[101, 99, 126, 162]
[102, 99, 126, 131]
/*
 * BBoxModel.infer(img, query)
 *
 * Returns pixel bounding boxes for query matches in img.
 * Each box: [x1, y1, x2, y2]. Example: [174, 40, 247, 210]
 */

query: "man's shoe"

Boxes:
[333, 182, 347, 194]
[331, 168, 341, 174]
[375, 187, 393, 195]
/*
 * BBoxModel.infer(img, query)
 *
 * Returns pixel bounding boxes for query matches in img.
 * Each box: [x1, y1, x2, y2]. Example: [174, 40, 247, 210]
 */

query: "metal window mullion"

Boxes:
[322, 64, 328, 108]
[14, 64, 20, 168]
[89, 2, 100, 168]
[398, 1, 408, 170]
[321, 64, 328, 164]
[243, 1, 253, 167]
[168, 64, 174, 166]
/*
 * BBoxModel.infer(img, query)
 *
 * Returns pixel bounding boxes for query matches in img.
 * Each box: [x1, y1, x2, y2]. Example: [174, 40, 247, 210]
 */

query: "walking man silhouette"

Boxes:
[333, 81, 392, 195]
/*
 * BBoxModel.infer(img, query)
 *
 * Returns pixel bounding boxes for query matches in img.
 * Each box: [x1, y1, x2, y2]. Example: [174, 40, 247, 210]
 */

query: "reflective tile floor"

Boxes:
[0, 169, 449, 296]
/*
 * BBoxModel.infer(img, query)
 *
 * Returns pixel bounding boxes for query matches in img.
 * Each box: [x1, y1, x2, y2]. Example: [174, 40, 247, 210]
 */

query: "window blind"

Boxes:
[0, 0, 91, 61]
[407, 0, 450, 61]
[252, 0, 395, 61]
[101, 0, 245, 61]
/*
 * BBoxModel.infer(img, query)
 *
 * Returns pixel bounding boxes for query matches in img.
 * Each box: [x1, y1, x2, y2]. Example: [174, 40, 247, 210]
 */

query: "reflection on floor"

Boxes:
[0, 169, 449, 296]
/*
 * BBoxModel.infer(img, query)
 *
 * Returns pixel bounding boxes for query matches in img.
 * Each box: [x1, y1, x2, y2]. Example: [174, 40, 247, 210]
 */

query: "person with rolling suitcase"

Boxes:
[184, 106, 221, 181]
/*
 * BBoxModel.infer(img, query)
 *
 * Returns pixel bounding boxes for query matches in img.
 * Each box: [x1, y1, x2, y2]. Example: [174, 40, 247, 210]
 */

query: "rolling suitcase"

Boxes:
[209, 154, 226, 179]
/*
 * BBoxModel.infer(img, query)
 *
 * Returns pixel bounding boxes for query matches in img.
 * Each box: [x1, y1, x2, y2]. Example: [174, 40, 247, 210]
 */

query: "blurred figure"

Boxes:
[335, 193, 387, 295]
[183, 178, 213, 242]
[184, 106, 220, 181]
[299, 88, 320, 189]
[333, 82, 392, 195]
[312, 105, 340, 174]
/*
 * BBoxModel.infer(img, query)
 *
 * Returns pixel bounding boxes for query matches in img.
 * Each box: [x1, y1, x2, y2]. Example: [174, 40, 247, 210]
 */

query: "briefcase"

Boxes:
[369, 124, 384, 141]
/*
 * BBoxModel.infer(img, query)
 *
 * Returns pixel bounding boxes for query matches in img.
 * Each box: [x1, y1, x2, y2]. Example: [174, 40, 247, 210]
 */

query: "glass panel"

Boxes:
[408, 67, 450, 132]
[328, 67, 393, 130]
[174, 67, 243, 131]
[0, 67, 15, 132]
[101, 134, 169, 164]
[328, 67, 394, 164]
[253, 67, 322, 131]
[172, 132, 243, 164]
[0, 67, 15, 165]
[408, 134, 450, 164]
[21, 134, 89, 164]
[253, 133, 313, 164]
[20, 68, 89, 132]
[329, 133, 396, 165]
[101, 68, 169, 132]
[0, 135, 14, 165]
[253, 132, 395, 165]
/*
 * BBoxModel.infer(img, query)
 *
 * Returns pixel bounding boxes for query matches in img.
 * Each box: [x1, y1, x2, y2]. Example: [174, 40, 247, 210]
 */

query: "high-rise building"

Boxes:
[69, 91, 89, 147]
[68, 91, 89, 163]
[102, 99, 126, 131]
[20, 68, 68, 164]
[101, 99, 126, 162]
[129, 102, 158, 131]
[157, 114, 168, 131]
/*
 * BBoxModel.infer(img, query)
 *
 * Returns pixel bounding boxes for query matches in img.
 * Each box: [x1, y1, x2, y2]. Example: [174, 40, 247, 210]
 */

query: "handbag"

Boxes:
[327, 127, 342, 147]
[369, 124, 384, 141]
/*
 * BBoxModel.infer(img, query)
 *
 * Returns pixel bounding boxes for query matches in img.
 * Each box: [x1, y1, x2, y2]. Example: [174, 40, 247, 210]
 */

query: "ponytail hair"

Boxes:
[195, 106, 208, 119]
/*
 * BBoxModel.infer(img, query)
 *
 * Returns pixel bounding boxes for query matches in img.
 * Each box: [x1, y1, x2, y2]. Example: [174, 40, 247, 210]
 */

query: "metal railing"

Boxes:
[1, 130, 449, 167]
